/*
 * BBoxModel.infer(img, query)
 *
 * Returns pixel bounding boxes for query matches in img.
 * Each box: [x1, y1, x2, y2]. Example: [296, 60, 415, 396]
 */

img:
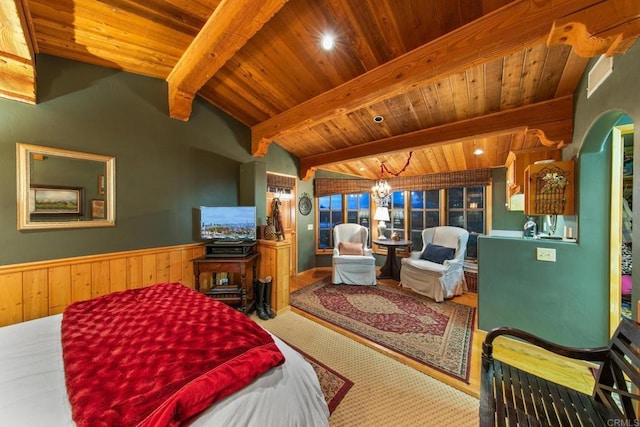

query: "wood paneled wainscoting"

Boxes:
[0, 243, 205, 327]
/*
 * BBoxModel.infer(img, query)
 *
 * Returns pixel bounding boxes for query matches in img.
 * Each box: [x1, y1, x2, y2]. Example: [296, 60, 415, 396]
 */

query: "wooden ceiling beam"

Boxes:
[0, 0, 38, 104]
[547, 0, 640, 57]
[166, 0, 288, 121]
[298, 96, 573, 180]
[253, 0, 639, 156]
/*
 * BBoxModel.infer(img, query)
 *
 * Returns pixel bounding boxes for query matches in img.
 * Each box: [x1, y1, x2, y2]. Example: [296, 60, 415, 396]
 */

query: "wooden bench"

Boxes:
[480, 318, 640, 426]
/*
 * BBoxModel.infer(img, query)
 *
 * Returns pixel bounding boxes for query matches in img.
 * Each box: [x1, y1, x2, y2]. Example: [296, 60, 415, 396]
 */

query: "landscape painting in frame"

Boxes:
[30, 185, 83, 216]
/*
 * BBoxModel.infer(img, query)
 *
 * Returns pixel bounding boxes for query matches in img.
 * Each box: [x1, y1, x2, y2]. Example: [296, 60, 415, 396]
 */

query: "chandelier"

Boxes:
[371, 179, 391, 206]
[371, 152, 413, 207]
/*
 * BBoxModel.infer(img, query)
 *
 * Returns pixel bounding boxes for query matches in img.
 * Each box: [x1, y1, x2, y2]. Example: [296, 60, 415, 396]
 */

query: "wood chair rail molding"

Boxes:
[0, 243, 205, 327]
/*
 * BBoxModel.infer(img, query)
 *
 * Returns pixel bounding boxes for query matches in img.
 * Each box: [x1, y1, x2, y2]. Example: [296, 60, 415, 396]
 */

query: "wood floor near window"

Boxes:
[290, 267, 596, 399]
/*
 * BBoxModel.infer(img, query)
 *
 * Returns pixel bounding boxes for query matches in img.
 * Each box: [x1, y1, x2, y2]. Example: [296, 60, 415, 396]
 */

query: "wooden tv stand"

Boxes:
[192, 252, 259, 314]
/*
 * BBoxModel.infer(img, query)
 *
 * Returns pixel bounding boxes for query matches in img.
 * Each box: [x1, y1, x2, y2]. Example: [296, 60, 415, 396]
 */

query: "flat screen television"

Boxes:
[198, 206, 257, 242]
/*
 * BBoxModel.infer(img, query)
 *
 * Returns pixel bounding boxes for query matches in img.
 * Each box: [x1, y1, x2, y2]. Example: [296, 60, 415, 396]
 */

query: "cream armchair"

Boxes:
[400, 226, 469, 301]
[332, 223, 377, 285]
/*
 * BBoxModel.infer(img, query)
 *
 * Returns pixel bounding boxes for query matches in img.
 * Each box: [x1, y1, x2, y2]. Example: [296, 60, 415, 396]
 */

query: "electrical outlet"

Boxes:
[536, 247, 556, 262]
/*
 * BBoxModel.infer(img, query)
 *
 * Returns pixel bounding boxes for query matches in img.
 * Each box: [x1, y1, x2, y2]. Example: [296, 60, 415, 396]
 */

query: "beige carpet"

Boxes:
[254, 311, 479, 426]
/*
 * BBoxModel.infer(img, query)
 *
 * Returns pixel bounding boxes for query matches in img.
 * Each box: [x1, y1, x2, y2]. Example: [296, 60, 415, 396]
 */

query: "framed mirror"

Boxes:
[17, 143, 116, 230]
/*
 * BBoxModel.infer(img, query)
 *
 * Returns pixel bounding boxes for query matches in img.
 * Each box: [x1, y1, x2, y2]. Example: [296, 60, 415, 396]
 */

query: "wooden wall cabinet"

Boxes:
[524, 160, 575, 215]
[505, 150, 561, 210]
[257, 239, 291, 314]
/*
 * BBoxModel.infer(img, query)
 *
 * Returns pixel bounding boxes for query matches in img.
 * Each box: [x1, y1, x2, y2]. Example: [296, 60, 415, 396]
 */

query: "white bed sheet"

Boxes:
[0, 314, 329, 426]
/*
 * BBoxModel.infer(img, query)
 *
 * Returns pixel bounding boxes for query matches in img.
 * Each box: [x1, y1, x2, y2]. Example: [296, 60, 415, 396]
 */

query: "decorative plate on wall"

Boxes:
[298, 193, 312, 216]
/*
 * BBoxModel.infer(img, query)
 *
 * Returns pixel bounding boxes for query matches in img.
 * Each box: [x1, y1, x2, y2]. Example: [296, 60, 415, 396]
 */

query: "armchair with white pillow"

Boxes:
[332, 223, 377, 286]
[400, 226, 469, 302]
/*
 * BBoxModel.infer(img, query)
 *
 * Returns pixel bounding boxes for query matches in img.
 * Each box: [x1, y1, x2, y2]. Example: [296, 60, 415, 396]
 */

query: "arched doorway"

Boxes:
[577, 111, 635, 336]
[610, 118, 634, 331]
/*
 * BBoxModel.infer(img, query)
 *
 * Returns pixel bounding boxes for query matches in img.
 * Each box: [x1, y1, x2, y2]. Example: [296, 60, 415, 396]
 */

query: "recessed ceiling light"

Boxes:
[320, 33, 335, 50]
[359, 167, 365, 171]
[373, 115, 384, 123]
[473, 148, 484, 155]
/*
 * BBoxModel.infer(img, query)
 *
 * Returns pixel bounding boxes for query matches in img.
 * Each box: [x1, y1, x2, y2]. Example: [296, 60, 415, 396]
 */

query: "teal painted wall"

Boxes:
[568, 42, 640, 324]
[478, 145, 612, 347]
[0, 55, 293, 266]
[491, 167, 528, 231]
[479, 39, 640, 347]
[296, 177, 316, 272]
[478, 237, 604, 345]
[239, 161, 267, 225]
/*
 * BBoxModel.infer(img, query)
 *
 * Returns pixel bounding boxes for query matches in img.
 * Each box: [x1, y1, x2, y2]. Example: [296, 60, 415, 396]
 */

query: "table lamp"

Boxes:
[374, 206, 390, 239]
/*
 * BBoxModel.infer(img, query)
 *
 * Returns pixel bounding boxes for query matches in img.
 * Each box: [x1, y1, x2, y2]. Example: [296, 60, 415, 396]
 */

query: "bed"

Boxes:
[0, 282, 329, 426]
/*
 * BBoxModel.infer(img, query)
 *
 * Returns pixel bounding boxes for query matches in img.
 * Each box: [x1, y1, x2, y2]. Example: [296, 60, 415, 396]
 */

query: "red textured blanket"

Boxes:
[61, 282, 284, 427]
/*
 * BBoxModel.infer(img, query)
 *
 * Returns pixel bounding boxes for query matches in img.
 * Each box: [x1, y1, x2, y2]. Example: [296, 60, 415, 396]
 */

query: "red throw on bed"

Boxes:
[61, 282, 284, 427]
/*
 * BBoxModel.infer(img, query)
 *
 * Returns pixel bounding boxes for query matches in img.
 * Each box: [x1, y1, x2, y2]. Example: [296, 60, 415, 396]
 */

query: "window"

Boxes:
[410, 190, 441, 248]
[317, 193, 369, 250]
[388, 191, 406, 239]
[346, 193, 371, 245]
[316, 186, 486, 258]
[447, 186, 485, 258]
[346, 193, 370, 227]
[317, 194, 343, 249]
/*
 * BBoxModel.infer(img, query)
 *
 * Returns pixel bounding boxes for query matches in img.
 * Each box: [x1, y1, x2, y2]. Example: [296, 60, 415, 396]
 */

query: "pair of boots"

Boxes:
[256, 276, 276, 320]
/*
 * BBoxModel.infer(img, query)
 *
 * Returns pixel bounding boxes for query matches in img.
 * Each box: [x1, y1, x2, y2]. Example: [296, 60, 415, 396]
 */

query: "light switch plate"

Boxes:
[536, 247, 556, 262]
[307, 224, 313, 230]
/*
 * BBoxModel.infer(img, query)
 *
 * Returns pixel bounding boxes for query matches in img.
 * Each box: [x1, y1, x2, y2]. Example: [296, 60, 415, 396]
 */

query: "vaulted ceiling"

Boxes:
[1, 0, 639, 180]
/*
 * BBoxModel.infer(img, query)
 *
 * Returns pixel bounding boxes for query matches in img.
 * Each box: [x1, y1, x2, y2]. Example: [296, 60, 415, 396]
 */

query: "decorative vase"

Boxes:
[264, 217, 277, 241]
[377, 220, 387, 240]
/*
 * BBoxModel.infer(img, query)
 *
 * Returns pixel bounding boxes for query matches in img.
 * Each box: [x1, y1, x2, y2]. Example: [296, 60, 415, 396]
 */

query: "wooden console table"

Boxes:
[192, 253, 259, 314]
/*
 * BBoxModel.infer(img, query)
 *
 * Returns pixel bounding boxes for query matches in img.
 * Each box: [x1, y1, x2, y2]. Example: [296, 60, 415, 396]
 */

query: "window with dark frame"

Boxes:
[346, 193, 371, 245]
[447, 186, 485, 259]
[317, 194, 343, 249]
[388, 191, 406, 240]
[316, 186, 485, 259]
[410, 189, 441, 249]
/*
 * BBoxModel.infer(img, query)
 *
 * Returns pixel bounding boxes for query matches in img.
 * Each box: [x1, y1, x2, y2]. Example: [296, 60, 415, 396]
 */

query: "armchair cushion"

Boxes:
[403, 258, 447, 273]
[420, 244, 455, 264]
[338, 241, 364, 256]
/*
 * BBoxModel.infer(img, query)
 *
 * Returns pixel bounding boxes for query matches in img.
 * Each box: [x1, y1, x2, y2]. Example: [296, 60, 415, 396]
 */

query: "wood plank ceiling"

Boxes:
[1, 0, 639, 180]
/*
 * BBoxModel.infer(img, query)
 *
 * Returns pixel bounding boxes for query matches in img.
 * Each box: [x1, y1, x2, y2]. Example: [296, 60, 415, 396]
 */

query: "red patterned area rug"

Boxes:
[287, 342, 353, 414]
[291, 280, 475, 383]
